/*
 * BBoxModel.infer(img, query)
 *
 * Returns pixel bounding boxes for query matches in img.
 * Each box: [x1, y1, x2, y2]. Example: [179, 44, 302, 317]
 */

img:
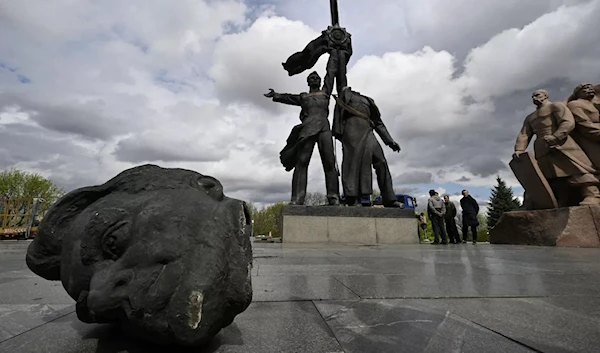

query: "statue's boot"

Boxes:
[328, 196, 340, 206]
[580, 185, 600, 206]
[383, 201, 403, 208]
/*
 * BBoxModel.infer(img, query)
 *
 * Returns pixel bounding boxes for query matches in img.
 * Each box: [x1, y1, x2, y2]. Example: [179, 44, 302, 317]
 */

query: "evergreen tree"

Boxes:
[487, 176, 521, 229]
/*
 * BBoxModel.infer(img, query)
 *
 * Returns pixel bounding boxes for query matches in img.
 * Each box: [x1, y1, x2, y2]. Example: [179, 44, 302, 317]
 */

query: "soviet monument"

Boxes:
[491, 85, 600, 247]
[265, 0, 401, 208]
[268, 0, 415, 245]
[26, 165, 253, 346]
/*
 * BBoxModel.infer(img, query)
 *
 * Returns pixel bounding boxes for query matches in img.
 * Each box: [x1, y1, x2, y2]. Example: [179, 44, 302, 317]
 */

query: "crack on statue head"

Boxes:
[26, 164, 253, 346]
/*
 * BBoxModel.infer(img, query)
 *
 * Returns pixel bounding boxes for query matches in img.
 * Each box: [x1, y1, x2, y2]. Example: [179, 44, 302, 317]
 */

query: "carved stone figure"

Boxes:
[567, 83, 600, 169]
[332, 86, 402, 207]
[26, 165, 253, 347]
[264, 71, 340, 206]
[513, 89, 600, 207]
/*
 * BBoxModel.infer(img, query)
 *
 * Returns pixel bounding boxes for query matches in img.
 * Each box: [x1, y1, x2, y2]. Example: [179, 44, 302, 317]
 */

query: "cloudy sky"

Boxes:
[1, 0, 599, 210]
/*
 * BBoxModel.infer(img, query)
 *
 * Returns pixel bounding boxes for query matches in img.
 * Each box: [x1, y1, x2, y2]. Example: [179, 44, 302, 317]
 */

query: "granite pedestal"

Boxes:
[490, 205, 600, 248]
[281, 205, 420, 244]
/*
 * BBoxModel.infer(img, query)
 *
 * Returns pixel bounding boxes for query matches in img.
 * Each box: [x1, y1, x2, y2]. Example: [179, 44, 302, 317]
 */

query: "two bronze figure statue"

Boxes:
[512, 83, 600, 209]
[264, 3, 402, 208]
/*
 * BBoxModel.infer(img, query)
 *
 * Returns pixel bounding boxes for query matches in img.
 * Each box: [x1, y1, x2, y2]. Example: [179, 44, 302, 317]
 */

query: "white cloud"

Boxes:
[0, 0, 598, 206]
[462, 1, 600, 100]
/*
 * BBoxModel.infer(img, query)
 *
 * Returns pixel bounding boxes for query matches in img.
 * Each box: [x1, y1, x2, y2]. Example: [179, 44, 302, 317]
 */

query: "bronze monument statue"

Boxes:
[266, 0, 404, 207]
[332, 86, 402, 207]
[512, 89, 600, 208]
[264, 72, 340, 206]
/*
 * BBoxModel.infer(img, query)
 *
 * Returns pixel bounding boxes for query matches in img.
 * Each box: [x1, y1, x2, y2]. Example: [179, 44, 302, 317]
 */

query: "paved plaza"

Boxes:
[1, 240, 600, 352]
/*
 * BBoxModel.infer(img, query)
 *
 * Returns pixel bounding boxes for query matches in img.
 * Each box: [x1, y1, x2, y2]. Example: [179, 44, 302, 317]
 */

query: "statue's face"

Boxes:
[532, 90, 548, 105]
[578, 84, 595, 99]
[67, 188, 251, 344]
[307, 73, 321, 87]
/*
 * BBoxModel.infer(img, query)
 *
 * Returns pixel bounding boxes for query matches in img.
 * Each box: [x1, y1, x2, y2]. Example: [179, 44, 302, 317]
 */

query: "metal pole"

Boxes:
[330, 0, 339, 26]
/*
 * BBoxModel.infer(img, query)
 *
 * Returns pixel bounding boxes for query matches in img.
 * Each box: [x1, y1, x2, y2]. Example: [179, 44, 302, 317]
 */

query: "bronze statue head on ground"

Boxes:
[25, 165, 253, 347]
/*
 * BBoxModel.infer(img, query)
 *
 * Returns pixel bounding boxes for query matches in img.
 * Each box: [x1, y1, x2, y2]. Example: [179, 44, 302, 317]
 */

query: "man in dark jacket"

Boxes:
[443, 195, 460, 244]
[460, 190, 480, 244]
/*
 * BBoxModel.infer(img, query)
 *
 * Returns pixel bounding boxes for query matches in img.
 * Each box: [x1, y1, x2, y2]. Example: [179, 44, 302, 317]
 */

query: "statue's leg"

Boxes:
[317, 130, 340, 205]
[291, 137, 317, 205]
[372, 142, 396, 205]
[335, 50, 348, 94]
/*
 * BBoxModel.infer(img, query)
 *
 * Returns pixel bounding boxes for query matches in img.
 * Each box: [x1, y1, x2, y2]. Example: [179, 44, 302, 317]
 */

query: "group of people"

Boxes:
[419, 190, 480, 244]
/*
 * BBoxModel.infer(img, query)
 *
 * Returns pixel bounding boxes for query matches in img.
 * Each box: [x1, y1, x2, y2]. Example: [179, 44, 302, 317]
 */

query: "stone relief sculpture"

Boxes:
[511, 88, 600, 209]
[567, 83, 600, 169]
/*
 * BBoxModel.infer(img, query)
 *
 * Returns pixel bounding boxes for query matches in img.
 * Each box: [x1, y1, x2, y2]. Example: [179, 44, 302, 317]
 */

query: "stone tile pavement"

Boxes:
[1, 240, 599, 352]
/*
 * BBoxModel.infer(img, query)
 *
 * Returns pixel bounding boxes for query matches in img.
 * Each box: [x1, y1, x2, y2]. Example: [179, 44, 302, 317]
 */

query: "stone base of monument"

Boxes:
[280, 206, 420, 244]
[489, 205, 600, 247]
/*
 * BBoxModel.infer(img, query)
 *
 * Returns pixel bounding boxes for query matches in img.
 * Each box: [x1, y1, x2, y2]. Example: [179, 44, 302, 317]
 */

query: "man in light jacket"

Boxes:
[428, 190, 448, 245]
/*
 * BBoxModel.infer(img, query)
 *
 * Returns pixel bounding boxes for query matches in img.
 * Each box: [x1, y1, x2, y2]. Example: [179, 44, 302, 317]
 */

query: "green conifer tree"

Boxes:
[487, 176, 521, 229]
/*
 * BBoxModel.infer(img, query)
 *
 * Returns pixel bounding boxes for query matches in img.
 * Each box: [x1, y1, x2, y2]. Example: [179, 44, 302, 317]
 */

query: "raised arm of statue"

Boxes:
[568, 102, 600, 141]
[514, 119, 533, 153]
[552, 102, 576, 140]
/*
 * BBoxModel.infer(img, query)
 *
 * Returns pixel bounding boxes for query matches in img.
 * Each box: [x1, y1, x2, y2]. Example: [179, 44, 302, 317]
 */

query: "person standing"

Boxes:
[418, 212, 428, 240]
[428, 190, 448, 245]
[460, 190, 480, 244]
[443, 195, 460, 244]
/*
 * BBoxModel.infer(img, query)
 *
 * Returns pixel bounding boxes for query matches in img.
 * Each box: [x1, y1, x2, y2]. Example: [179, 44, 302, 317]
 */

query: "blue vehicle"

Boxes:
[339, 194, 373, 206]
[373, 194, 418, 209]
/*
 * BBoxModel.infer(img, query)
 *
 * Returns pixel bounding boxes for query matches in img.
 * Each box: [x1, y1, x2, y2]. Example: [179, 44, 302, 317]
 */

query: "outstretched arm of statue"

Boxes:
[514, 120, 533, 157]
[264, 89, 302, 106]
[568, 102, 600, 141]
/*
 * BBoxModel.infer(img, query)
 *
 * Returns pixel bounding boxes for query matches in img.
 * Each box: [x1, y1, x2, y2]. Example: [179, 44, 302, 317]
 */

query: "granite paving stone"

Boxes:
[0, 302, 344, 353]
[2, 241, 600, 352]
[314, 299, 536, 353]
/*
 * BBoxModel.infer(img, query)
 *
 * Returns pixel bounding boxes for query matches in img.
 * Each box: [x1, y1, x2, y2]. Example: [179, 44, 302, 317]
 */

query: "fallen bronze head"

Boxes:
[26, 164, 253, 346]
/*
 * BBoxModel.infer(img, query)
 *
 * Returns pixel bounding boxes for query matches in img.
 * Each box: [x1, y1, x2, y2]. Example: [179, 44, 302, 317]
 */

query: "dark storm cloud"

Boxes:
[217, 175, 289, 196]
[456, 176, 471, 182]
[0, 123, 76, 166]
[114, 138, 229, 164]
[393, 171, 433, 185]
[0, 94, 129, 140]
[463, 156, 507, 178]
[392, 79, 582, 178]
